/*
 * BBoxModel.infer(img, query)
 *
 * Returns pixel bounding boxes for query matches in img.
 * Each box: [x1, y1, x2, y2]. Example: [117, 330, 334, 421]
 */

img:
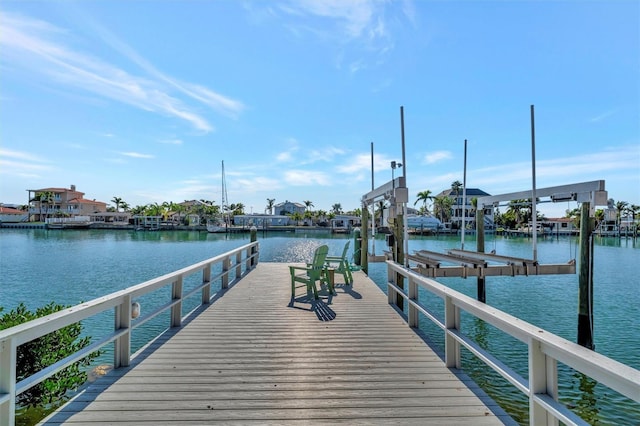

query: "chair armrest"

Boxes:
[289, 265, 310, 272]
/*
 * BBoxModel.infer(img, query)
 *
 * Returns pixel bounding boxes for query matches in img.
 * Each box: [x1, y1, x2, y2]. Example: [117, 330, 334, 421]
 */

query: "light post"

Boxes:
[391, 161, 402, 183]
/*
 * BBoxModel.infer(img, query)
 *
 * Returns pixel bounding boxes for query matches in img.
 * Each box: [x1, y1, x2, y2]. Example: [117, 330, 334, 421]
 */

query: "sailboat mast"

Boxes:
[221, 160, 228, 211]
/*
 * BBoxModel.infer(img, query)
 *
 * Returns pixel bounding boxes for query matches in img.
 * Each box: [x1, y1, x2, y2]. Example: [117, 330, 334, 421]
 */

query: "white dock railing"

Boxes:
[386, 260, 640, 426]
[0, 241, 259, 426]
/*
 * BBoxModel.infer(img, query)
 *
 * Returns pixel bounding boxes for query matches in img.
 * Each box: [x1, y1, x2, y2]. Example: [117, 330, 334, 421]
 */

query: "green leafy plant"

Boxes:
[0, 302, 101, 408]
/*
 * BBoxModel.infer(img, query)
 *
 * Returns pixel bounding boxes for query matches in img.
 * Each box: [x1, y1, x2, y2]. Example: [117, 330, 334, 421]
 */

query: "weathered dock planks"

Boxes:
[41, 263, 513, 425]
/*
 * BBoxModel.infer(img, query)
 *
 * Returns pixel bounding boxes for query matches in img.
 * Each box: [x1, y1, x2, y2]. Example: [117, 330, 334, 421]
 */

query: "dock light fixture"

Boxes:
[131, 301, 141, 319]
[391, 161, 402, 182]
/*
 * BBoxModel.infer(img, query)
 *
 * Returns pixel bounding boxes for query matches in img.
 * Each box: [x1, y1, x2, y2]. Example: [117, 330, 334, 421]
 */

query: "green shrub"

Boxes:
[0, 302, 101, 408]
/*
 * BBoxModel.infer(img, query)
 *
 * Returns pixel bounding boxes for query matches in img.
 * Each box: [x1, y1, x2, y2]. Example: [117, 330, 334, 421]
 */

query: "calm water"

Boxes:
[1, 229, 638, 425]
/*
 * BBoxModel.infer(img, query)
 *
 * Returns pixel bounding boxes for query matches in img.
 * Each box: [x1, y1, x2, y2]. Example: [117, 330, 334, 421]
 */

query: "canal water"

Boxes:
[0, 229, 638, 425]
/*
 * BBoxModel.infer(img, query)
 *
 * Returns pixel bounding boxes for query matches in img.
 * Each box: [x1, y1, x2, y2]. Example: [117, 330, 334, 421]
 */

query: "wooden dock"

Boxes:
[42, 263, 513, 425]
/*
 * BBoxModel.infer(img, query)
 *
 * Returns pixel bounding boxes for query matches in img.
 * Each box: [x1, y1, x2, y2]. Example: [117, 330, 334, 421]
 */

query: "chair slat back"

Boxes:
[310, 245, 329, 277]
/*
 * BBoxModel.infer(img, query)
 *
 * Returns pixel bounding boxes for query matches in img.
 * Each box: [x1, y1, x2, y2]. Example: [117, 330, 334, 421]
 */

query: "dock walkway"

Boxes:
[42, 263, 511, 425]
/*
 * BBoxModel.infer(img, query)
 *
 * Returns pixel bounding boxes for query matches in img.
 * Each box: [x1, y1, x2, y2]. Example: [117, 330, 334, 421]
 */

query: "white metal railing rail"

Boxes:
[0, 241, 259, 426]
[386, 261, 640, 426]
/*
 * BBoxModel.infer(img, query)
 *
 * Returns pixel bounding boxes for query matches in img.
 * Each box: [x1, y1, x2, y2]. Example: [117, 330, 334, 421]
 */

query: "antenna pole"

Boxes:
[461, 139, 467, 250]
[370, 142, 374, 191]
[400, 106, 408, 268]
[531, 105, 538, 261]
[370, 142, 376, 255]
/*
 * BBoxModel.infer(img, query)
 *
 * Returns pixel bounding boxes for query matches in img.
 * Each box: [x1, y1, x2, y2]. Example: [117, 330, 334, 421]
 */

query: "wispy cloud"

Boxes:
[159, 139, 183, 146]
[276, 138, 300, 162]
[335, 152, 394, 174]
[0, 11, 244, 132]
[0, 149, 54, 177]
[469, 147, 639, 190]
[119, 151, 155, 159]
[424, 150, 453, 164]
[590, 110, 616, 123]
[284, 170, 331, 186]
[274, 0, 414, 71]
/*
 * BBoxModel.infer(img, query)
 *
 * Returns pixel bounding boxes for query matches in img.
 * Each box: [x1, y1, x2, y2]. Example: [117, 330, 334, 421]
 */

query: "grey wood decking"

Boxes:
[41, 262, 513, 425]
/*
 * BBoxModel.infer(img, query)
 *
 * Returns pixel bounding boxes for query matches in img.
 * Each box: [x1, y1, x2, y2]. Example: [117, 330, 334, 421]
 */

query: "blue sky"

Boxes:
[1, 0, 638, 217]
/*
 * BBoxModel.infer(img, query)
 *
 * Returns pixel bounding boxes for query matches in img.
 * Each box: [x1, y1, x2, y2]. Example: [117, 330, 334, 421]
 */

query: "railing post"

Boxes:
[236, 251, 242, 279]
[171, 276, 183, 327]
[114, 294, 132, 368]
[444, 295, 461, 368]
[202, 264, 212, 304]
[387, 264, 395, 305]
[249, 227, 258, 268]
[222, 256, 231, 289]
[529, 337, 558, 426]
[0, 338, 17, 426]
[408, 276, 418, 328]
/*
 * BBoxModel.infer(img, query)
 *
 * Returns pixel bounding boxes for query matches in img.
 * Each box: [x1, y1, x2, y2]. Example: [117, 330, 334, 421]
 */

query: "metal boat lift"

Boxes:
[408, 249, 575, 278]
[406, 180, 606, 279]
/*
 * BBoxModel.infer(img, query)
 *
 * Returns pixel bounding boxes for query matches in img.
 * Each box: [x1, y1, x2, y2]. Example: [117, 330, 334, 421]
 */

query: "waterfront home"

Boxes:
[330, 214, 361, 233]
[233, 214, 290, 227]
[435, 187, 495, 229]
[274, 200, 306, 216]
[544, 217, 578, 235]
[0, 205, 28, 223]
[26, 185, 107, 221]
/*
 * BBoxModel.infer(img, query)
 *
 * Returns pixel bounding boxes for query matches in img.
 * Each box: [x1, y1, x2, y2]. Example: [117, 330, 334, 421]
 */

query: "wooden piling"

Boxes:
[394, 212, 405, 310]
[577, 202, 595, 349]
[360, 206, 369, 274]
[476, 208, 486, 303]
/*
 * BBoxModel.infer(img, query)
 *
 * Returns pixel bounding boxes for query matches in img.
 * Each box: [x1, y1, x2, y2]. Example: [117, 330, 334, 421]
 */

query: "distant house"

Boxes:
[544, 217, 578, 235]
[232, 214, 290, 227]
[330, 215, 361, 233]
[27, 185, 107, 221]
[0, 205, 28, 223]
[274, 200, 306, 216]
[435, 188, 494, 229]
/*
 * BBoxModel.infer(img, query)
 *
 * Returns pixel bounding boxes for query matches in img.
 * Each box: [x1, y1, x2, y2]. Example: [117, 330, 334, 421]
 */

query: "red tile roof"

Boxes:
[68, 198, 107, 205]
[0, 206, 25, 214]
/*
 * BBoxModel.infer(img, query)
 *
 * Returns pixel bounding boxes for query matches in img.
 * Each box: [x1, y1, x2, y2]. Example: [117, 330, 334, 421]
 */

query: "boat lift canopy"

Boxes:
[476, 180, 608, 210]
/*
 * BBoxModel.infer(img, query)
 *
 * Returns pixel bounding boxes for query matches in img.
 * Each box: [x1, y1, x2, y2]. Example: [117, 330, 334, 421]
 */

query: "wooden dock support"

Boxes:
[577, 202, 595, 349]
[476, 208, 487, 303]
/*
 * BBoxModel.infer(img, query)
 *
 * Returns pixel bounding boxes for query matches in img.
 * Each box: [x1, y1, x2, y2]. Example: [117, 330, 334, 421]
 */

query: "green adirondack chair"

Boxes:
[289, 244, 332, 300]
[325, 241, 354, 285]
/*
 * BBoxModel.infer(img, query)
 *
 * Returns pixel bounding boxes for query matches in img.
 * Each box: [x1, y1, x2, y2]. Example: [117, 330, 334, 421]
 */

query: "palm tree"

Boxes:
[265, 198, 275, 215]
[303, 210, 313, 225]
[615, 200, 628, 235]
[34, 191, 54, 221]
[414, 190, 433, 215]
[331, 203, 342, 215]
[349, 207, 362, 217]
[130, 205, 147, 215]
[111, 197, 123, 212]
[304, 200, 314, 211]
[433, 196, 453, 224]
[291, 211, 303, 226]
[315, 209, 327, 225]
[507, 199, 528, 228]
[595, 209, 605, 231]
[630, 204, 640, 225]
[451, 181, 463, 227]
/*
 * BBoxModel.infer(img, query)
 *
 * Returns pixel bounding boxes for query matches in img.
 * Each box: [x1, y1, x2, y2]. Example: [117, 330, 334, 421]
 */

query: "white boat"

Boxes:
[206, 219, 226, 233]
[406, 214, 442, 231]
